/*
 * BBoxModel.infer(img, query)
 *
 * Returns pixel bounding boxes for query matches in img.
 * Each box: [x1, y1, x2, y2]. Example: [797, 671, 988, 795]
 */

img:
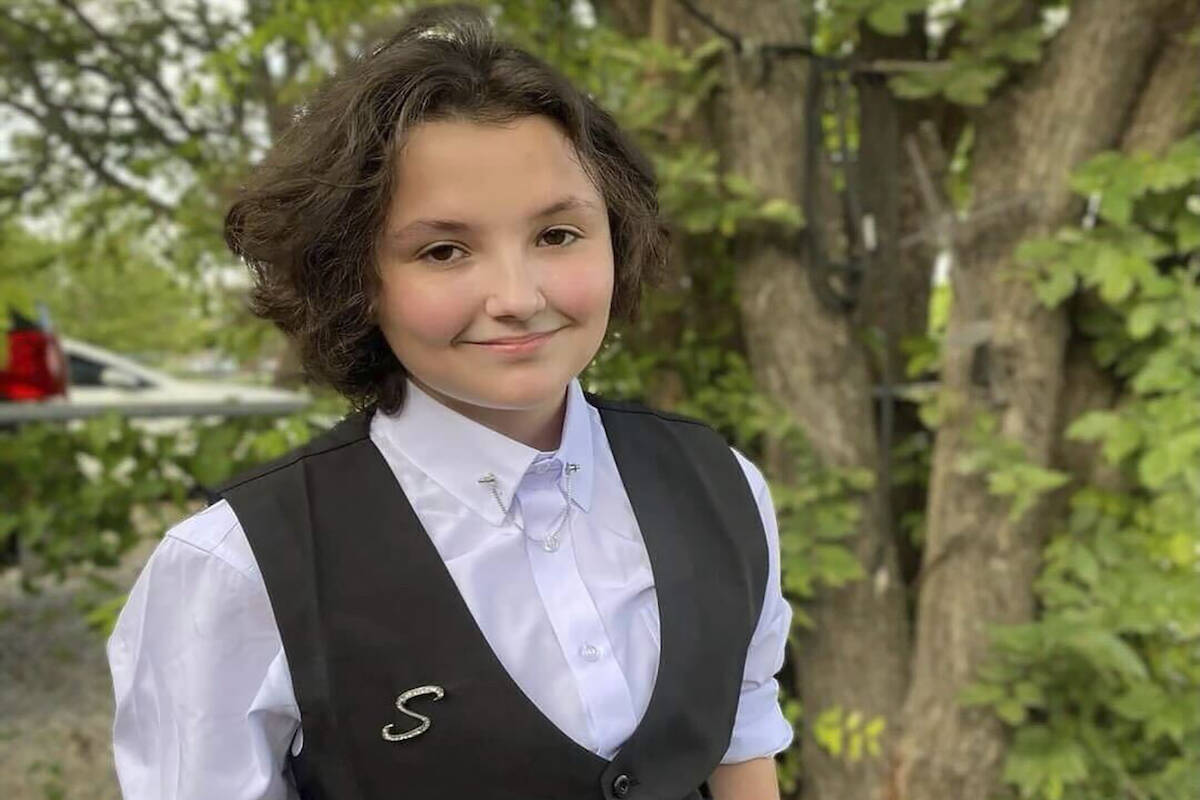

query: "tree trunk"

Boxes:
[892, 3, 1187, 798]
[695, 5, 914, 800]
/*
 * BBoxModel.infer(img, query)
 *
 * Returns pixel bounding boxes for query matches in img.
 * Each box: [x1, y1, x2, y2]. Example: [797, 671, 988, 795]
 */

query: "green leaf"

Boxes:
[1065, 411, 1118, 443]
[1004, 726, 1089, 800]
[959, 681, 1007, 707]
[943, 64, 1006, 106]
[1132, 350, 1191, 394]
[866, 3, 909, 36]
[1126, 303, 1161, 340]
[1013, 681, 1046, 708]
[1067, 545, 1100, 587]
[890, 69, 946, 100]
[758, 197, 805, 228]
[1065, 630, 1148, 680]
[813, 706, 844, 757]
[1109, 683, 1166, 721]
[1176, 213, 1200, 251]
[1094, 249, 1134, 303]
[1098, 191, 1134, 226]
[996, 698, 1028, 725]
[1034, 266, 1077, 307]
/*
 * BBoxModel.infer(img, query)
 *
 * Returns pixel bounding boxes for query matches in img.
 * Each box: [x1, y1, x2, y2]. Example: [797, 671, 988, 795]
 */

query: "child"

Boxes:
[107, 5, 792, 799]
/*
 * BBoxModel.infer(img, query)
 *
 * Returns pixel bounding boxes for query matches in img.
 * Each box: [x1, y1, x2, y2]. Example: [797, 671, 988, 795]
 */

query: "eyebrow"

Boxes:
[388, 196, 601, 241]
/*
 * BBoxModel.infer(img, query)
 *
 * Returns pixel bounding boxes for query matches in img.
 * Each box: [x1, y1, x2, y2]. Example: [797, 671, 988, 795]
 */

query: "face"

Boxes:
[375, 115, 614, 421]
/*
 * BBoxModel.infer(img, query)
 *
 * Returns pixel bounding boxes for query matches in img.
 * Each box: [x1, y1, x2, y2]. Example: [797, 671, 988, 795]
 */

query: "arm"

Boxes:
[709, 757, 782, 800]
[711, 449, 795, 794]
[107, 502, 301, 800]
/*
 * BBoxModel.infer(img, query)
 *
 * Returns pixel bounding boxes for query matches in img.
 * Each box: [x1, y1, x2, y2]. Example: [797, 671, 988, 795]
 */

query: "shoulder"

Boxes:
[110, 500, 275, 653]
[728, 445, 769, 502]
[584, 394, 733, 457]
[586, 392, 768, 494]
[142, 501, 265, 587]
[216, 408, 373, 495]
[584, 392, 716, 432]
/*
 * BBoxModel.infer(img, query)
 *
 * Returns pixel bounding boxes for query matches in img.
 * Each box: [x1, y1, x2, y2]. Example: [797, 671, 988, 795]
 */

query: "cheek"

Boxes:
[553, 251, 615, 320]
[376, 274, 473, 344]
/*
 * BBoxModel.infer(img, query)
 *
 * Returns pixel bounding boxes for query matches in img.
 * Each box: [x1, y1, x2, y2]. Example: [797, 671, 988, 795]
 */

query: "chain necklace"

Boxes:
[477, 463, 579, 552]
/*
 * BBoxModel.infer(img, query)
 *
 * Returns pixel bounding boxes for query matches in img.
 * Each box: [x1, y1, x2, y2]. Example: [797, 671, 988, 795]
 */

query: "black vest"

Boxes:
[219, 393, 768, 800]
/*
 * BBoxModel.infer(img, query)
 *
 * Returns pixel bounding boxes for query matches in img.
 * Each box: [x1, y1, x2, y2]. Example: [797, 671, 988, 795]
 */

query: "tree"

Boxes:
[0, 0, 414, 365]
[605, 2, 1200, 799]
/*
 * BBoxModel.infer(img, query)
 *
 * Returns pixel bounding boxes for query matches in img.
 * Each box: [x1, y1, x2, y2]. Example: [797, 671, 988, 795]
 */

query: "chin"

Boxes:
[474, 378, 569, 410]
[427, 371, 570, 411]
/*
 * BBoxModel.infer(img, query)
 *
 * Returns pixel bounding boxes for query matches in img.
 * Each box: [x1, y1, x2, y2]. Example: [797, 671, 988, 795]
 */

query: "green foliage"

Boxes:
[774, 460, 874, 628]
[0, 410, 338, 618]
[812, 704, 887, 762]
[955, 412, 1070, 521]
[0, 216, 220, 360]
[821, 0, 1062, 107]
[961, 137, 1200, 800]
[656, 148, 804, 237]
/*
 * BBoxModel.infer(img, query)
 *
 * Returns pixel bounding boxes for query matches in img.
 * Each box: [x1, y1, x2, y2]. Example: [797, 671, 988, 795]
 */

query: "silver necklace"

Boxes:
[478, 463, 579, 552]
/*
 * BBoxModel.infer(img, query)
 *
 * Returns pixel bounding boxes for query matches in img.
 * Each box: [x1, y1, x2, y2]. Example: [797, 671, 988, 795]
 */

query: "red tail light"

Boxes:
[0, 327, 68, 401]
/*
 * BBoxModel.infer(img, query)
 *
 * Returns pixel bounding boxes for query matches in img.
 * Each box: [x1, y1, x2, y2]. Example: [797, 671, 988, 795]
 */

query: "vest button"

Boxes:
[612, 773, 633, 797]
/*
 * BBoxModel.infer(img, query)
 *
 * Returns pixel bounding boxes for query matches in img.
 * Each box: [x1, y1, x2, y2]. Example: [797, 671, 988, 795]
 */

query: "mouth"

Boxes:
[473, 331, 556, 345]
[465, 328, 560, 352]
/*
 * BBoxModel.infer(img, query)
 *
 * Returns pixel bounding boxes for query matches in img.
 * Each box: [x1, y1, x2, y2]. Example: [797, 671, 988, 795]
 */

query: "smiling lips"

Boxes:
[467, 329, 559, 353]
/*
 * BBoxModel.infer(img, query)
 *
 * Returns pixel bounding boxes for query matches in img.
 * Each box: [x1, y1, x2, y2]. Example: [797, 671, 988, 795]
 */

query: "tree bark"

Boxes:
[691, 5, 913, 800]
[892, 2, 1187, 798]
[854, 18, 937, 608]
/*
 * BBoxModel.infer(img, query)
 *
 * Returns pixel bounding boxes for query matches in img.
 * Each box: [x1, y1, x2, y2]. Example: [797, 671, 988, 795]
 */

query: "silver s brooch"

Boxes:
[381, 685, 445, 742]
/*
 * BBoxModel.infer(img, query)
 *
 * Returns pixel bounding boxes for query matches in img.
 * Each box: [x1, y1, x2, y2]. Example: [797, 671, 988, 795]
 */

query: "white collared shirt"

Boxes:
[107, 377, 794, 800]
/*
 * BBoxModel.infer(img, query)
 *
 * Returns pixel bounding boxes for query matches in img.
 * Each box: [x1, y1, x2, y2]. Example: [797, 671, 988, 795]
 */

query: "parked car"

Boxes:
[1, 309, 309, 424]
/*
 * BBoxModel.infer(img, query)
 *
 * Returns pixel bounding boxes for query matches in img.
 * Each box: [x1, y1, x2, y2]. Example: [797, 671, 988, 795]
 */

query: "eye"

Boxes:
[417, 243, 467, 265]
[538, 227, 580, 248]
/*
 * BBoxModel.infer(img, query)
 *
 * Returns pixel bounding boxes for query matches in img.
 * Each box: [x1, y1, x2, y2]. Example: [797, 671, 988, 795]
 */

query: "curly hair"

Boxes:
[223, 3, 670, 413]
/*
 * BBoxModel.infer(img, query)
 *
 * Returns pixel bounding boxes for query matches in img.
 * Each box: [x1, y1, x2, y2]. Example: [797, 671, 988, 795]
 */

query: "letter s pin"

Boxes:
[381, 685, 445, 742]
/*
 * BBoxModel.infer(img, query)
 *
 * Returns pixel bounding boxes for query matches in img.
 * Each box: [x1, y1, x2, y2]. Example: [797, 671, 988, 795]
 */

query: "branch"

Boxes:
[53, 0, 200, 140]
[0, 10, 193, 154]
[193, 0, 248, 135]
[4, 67, 173, 216]
[0, 139, 52, 213]
[73, 61, 192, 151]
[674, 0, 948, 75]
[158, 5, 215, 51]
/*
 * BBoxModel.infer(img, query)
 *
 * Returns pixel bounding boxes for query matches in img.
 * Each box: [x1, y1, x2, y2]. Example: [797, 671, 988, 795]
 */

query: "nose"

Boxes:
[483, 250, 546, 321]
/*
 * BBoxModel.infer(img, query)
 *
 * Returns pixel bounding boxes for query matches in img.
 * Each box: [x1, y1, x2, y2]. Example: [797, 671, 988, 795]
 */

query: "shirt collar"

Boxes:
[374, 376, 594, 527]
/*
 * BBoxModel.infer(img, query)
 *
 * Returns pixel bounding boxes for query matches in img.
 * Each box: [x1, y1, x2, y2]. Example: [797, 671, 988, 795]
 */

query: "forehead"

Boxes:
[388, 116, 601, 218]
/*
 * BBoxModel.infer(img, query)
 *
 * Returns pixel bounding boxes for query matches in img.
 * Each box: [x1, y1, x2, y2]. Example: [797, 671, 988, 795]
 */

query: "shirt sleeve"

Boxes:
[107, 500, 301, 800]
[720, 447, 795, 764]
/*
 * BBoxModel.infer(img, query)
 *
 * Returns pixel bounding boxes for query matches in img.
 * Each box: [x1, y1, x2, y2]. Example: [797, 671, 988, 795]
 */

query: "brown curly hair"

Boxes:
[223, 3, 669, 414]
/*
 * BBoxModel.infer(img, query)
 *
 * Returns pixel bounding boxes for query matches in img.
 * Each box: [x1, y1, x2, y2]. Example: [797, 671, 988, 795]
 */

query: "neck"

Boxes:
[412, 379, 568, 452]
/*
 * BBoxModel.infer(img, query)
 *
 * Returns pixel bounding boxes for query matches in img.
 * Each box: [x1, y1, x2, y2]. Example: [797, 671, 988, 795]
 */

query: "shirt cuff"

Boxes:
[720, 677, 795, 763]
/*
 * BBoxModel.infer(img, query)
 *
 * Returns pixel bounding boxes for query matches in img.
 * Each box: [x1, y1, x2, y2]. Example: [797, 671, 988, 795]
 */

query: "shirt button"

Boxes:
[580, 642, 600, 662]
[611, 773, 633, 797]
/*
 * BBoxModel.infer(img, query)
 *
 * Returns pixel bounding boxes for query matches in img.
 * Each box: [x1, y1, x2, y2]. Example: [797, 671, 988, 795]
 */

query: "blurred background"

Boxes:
[1, 1, 1198, 799]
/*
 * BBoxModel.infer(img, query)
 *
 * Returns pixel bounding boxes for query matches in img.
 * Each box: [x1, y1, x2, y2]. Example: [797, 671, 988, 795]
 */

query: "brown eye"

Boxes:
[539, 228, 579, 247]
[419, 244, 466, 264]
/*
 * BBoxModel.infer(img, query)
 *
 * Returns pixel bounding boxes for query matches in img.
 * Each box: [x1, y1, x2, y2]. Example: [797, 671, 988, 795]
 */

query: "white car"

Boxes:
[0, 337, 310, 424]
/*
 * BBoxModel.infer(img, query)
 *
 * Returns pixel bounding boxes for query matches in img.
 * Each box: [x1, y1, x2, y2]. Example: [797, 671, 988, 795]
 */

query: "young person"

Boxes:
[107, 5, 793, 798]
